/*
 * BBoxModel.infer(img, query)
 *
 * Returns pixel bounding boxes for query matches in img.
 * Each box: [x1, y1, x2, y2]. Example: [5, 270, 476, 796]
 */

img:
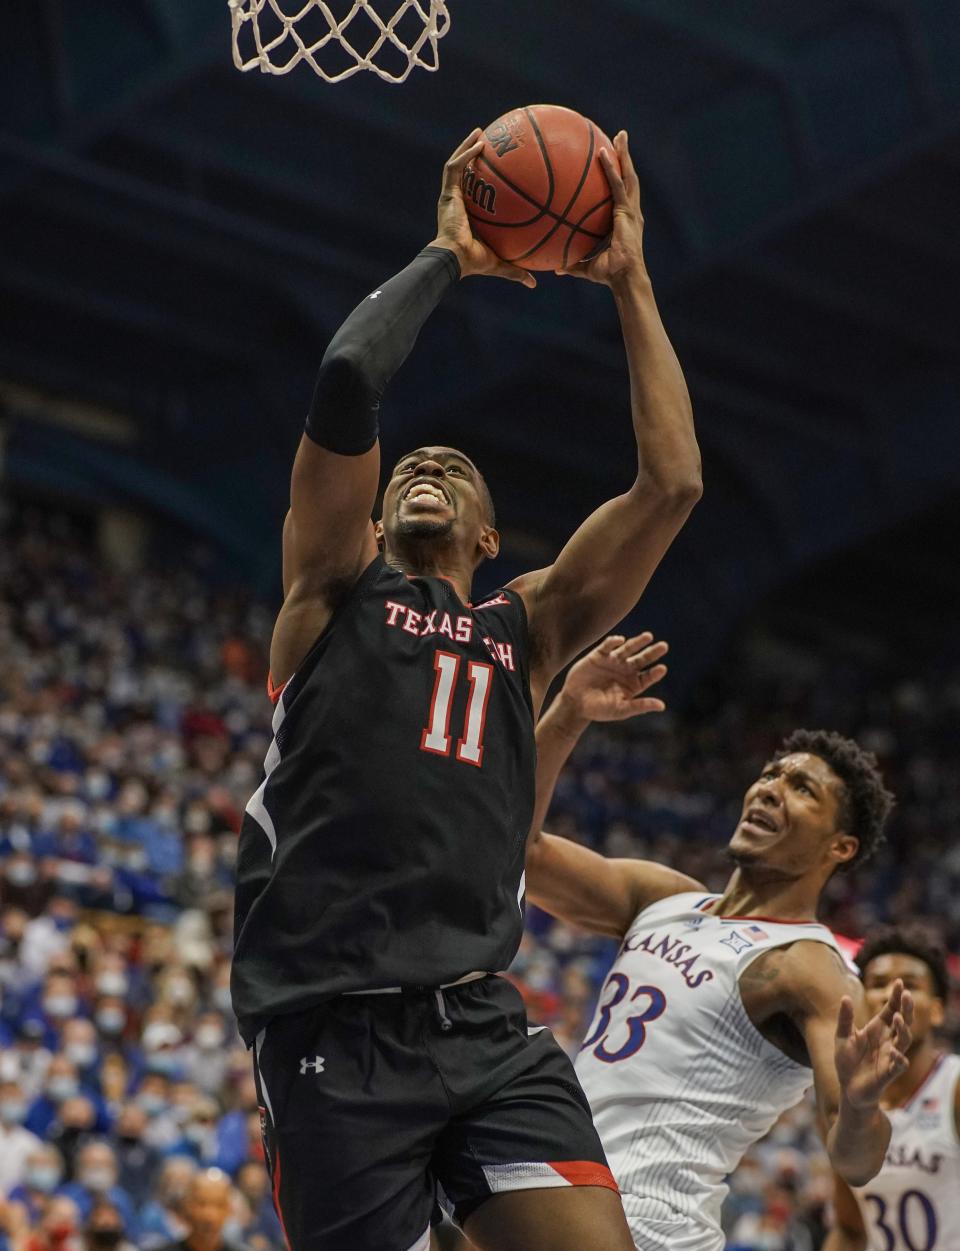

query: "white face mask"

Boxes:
[79, 1166, 116, 1193]
[6, 863, 38, 886]
[0, 1098, 28, 1125]
[96, 1009, 126, 1035]
[194, 1026, 225, 1051]
[47, 1076, 80, 1103]
[96, 973, 129, 997]
[44, 994, 79, 1019]
[165, 980, 193, 1006]
[65, 1043, 97, 1069]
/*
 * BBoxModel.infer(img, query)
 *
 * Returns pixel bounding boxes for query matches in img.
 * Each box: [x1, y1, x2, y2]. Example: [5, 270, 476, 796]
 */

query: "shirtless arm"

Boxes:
[509, 135, 701, 710]
[744, 943, 912, 1186]
[526, 633, 702, 938]
[822, 1174, 868, 1251]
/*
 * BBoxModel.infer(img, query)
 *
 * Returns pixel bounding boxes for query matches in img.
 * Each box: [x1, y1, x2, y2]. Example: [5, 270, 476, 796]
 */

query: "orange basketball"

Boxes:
[462, 104, 619, 272]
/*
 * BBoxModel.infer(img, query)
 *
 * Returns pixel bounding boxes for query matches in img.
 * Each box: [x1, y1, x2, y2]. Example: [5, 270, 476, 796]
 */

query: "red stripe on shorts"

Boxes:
[272, 1145, 292, 1251]
[550, 1160, 620, 1192]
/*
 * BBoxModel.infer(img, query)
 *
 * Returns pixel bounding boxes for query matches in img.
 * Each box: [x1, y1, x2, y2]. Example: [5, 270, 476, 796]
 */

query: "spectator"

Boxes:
[81, 1202, 134, 1251]
[155, 1171, 246, 1251]
[47, 1098, 97, 1179]
[5, 1145, 64, 1225]
[59, 1142, 135, 1236]
[18, 1197, 82, 1251]
[232, 1167, 280, 1251]
[138, 1159, 196, 1251]
[0, 1079, 42, 1197]
[112, 1105, 160, 1208]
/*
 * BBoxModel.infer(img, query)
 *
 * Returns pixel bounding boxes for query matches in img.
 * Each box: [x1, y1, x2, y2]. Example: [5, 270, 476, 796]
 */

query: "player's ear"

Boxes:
[478, 526, 500, 562]
[374, 519, 385, 552]
[830, 831, 858, 868]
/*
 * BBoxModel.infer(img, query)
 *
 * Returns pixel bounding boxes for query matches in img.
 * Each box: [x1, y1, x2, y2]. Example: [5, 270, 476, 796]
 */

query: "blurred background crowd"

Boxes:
[1, 494, 957, 1251]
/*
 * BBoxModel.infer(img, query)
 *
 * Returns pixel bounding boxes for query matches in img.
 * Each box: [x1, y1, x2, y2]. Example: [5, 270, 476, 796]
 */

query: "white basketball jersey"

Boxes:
[853, 1053, 960, 1251]
[574, 891, 847, 1251]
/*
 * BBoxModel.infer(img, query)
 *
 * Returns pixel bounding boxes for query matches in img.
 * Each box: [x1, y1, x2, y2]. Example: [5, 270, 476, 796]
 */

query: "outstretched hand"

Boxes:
[430, 129, 537, 289]
[556, 130, 645, 287]
[560, 632, 668, 723]
[835, 978, 913, 1109]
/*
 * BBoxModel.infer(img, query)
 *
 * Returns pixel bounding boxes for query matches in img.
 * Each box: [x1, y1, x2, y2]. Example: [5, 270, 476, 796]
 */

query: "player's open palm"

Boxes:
[835, 978, 913, 1108]
[557, 131, 645, 286]
[562, 632, 668, 723]
[432, 129, 537, 288]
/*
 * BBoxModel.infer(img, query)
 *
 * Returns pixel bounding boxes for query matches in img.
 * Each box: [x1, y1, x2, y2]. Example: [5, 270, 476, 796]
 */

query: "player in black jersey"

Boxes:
[232, 127, 702, 1251]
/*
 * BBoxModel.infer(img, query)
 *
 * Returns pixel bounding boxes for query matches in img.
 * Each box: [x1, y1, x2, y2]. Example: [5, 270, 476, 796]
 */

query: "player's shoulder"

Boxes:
[768, 933, 858, 998]
[622, 876, 710, 926]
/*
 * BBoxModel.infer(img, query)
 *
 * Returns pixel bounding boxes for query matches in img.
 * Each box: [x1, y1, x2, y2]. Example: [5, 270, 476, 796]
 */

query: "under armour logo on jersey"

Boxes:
[299, 1056, 325, 1074]
[369, 290, 383, 300]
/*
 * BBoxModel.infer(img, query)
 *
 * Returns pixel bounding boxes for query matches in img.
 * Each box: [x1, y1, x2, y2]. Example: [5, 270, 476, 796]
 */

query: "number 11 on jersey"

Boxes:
[421, 650, 493, 767]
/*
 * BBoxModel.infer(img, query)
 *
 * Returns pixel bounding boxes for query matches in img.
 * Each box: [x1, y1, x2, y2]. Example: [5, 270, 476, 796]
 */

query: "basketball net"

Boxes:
[228, 0, 451, 84]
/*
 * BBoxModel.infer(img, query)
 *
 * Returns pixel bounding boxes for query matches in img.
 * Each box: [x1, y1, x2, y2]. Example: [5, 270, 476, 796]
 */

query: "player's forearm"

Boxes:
[827, 1098, 892, 1187]
[822, 1226, 868, 1251]
[529, 693, 590, 848]
[305, 247, 460, 453]
[611, 270, 702, 504]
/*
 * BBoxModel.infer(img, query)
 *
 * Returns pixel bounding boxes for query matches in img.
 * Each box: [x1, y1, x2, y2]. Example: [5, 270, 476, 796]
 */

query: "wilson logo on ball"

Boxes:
[462, 167, 497, 213]
[485, 118, 521, 158]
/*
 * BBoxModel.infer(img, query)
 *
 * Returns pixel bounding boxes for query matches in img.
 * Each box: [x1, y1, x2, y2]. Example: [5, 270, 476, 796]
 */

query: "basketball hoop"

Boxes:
[228, 0, 452, 84]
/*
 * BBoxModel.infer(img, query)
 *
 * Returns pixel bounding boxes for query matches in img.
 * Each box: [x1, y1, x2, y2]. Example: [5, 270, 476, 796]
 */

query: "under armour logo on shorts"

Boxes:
[300, 1055, 325, 1075]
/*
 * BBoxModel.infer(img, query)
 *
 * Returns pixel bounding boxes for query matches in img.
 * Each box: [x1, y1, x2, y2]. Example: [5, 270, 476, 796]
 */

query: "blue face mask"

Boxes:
[25, 1165, 61, 1193]
[0, 1098, 28, 1125]
[146, 1051, 182, 1077]
[137, 1092, 168, 1118]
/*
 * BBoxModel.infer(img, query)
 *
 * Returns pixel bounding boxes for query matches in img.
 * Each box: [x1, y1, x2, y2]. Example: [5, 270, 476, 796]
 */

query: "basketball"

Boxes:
[462, 104, 620, 272]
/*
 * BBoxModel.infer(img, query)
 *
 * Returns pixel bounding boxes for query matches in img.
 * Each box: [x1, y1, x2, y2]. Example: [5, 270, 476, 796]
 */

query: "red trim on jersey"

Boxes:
[266, 674, 287, 706]
[699, 900, 821, 926]
[549, 1160, 619, 1193]
[272, 1144, 292, 1251]
[902, 1051, 947, 1111]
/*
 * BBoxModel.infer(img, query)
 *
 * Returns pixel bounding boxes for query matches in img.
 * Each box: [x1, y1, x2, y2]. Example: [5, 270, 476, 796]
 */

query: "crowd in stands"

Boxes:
[1, 494, 957, 1251]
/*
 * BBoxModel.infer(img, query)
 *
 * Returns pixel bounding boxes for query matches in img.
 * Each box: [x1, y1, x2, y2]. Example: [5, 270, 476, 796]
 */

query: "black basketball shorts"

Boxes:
[251, 974, 616, 1251]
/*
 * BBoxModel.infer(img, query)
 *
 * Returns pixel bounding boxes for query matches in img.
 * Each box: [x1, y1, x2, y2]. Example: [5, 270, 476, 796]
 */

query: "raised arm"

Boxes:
[272, 130, 535, 685]
[527, 633, 703, 938]
[510, 133, 702, 704]
[765, 945, 912, 1186]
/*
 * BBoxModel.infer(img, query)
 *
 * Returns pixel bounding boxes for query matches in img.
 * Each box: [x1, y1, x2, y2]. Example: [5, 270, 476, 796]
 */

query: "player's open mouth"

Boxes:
[402, 481, 451, 507]
[741, 807, 779, 835]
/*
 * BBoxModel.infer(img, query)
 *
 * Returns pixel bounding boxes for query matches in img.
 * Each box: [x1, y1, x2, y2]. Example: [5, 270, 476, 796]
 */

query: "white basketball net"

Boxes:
[228, 0, 451, 84]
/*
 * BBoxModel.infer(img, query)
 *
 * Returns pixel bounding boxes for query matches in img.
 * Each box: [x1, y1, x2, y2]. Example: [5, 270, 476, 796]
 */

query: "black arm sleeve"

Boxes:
[305, 246, 461, 455]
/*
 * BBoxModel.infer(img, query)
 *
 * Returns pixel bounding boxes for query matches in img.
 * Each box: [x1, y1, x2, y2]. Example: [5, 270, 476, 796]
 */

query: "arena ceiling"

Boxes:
[1, 0, 958, 683]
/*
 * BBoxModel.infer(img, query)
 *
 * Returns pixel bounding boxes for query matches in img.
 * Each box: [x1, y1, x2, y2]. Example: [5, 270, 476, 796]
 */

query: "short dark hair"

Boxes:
[856, 925, 950, 1001]
[775, 728, 894, 870]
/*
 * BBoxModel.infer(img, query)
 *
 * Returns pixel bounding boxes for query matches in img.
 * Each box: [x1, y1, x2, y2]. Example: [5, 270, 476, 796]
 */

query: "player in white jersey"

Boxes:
[825, 927, 958, 1251]
[524, 633, 914, 1251]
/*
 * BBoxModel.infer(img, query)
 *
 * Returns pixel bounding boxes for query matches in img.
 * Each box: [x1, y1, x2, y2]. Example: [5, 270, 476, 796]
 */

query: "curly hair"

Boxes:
[775, 728, 894, 870]
[856, 925, 949, 1001]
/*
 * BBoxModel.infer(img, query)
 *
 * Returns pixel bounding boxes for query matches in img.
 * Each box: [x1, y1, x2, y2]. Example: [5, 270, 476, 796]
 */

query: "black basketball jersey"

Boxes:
[231, 556, 536, 1045]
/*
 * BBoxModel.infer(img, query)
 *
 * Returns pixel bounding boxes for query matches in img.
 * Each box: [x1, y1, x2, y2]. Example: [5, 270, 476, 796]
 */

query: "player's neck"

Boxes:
[880, 1039, 942, 1109]
[711, 867, 823, 923]
[384, 548, 473, 603]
